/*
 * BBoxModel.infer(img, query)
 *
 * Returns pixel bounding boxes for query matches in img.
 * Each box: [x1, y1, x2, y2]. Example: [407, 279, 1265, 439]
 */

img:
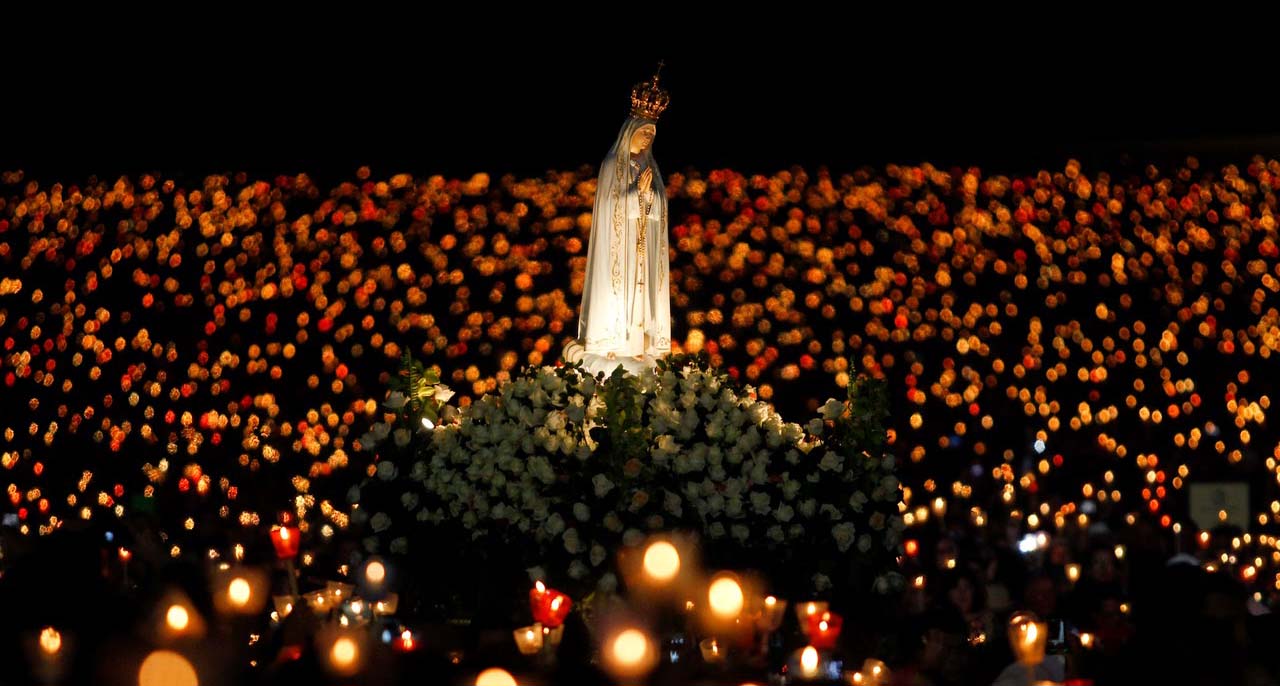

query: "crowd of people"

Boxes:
[2, 154, 1280, 682]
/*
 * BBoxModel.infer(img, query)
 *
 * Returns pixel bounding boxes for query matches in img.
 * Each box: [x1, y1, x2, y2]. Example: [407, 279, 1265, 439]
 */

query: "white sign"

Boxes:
[1188, 482, 1250, 530]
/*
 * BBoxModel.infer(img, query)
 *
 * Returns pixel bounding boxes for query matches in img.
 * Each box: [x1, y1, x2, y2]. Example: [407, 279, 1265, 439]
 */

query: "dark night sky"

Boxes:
[6, 18, 1280, 180]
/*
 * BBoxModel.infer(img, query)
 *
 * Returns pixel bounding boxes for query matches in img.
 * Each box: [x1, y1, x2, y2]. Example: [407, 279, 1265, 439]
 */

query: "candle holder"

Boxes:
[529, 581, 572, 628]
[805, 611, 843, 650]
[795, 601, 830, 636]
[1009, 612, 1047, 667]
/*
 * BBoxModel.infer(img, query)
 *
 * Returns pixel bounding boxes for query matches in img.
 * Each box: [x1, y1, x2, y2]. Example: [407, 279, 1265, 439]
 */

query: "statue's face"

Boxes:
[629, 124, 656, 154]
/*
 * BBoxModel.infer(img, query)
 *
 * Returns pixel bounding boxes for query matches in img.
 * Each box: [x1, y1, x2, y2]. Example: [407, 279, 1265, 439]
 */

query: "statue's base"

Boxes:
[579, 352, 658, 378]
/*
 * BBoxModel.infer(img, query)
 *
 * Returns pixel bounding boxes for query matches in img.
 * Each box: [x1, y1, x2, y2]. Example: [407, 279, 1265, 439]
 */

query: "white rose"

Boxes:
[563, 528, 582, 554]
[593, 474, 615, 498]
[573, 502, 591, 522]
[799, 498, 816, 518]
[818, 451, 842, 472]
[603, 513, 623, 532]
[806, 418, 825, 436]
[731, 524, 750, 542]
[377, 460, 398, 481]
[401, 492, 420, 511]
[590, 544, 608, 567]
[597, 572, 618, 593]
[371, 512, 391, 533]
[832, 522, 856, 552]
[775, 504, 795, 522]
[857, 534, 873, 553]
[848, 491, 868, 513]
[433, 384, 456, 403]
[546, 410, 566, 432]
[383, 391, 408, 410]
[767, 525, 785, 542]
[663, 491, 683, 517]
[568, 560, 588, 580]
[820, 399, 845, 420]
[346, 485, 362, 503]
[393, 428, 412, 447]
[782, 480, 801, 501]
[869, 512, 886, 530]
[813, 573, 833, 592]
[707, 494, 725, 514]
[750, 492, 771, 515]
[708, 522, 726, 539]
[390, 537, 408, 554]
[725, 496, 744, 518]
[545, 513, 566, 536]
[622, 528, 645, 547]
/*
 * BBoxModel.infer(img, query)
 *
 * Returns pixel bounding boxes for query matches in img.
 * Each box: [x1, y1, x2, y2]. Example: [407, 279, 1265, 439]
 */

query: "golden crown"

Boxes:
[630, 64, 669, 120]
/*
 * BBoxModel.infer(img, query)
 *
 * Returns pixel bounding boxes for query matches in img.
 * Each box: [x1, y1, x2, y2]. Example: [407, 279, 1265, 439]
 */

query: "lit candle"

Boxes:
[475, 668, 518, 686]
[228, 577, 252, 609]
[270, 525, 300, 559]
[166, 604, 190, 632]
[795, 601, 829, 634]
[607, 628, 655, 678]
[1009, 614, 1047, 667]
[861, 658, 888, 686]
[372, 593, 399, 615]
[799, 646, 820, 679]
[118, 546, 132, 587]
[805, 611, 843, 649]
[698, 637, 723, 663]
[365, 560, 386, 586]
[707, 575, 745, 621]
[1065, 563, 1081, 583]
[642, 540, 681, 584]
[1079, 632, 1095, 649]
[39, 627, 61, 656]
[756, 595, 787, 632]
[513, 623, 544, 655]
[272, 595, 295, 618]
[529, 581, 572, 628]
[328, 635, 360, 676]
[393, 629, 416, 652]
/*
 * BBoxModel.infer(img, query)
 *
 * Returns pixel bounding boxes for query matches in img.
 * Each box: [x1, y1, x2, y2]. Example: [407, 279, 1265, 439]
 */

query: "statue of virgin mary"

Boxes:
[574, 69, 672, 377]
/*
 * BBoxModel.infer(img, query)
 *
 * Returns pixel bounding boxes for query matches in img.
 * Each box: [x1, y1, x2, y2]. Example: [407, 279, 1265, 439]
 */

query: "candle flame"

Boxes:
[39, 627, 61, 655]
[228, 577, 251, 607]
[800, 646, 820, 676]
[166, 605, 190, 631]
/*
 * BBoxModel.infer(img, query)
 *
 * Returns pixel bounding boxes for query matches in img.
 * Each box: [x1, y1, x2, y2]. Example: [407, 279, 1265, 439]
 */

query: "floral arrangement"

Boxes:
[355, 352, 904, 601]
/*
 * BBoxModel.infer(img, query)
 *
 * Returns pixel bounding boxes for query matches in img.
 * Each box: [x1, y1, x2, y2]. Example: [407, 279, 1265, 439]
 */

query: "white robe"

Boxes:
[577, 117, 671, 375]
